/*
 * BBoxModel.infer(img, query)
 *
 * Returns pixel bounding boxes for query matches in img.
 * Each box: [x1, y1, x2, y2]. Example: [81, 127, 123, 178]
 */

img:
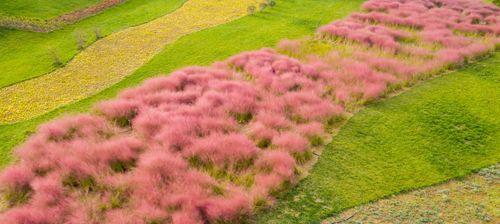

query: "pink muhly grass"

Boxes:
[361, 0, 399, 12]
[97, 137, 142, 166]
[134, 150, 188, 184]
[363, 82, 388, 100]
[30, 176, 66, 207]
[97, 99, 139, 126]
[248, 121, 279, 143]
[185, 133, 259, 166]
[252, 173, 290, 200]
[277, 39, 302, 55]
[0, 166, 34, 190]
[459, 42, 491, 58]
[282, 91, 343, 121]
[255, 111, 292, 130]
[153, 118, 198, 151]
[34, 115, 110, 142]
[0, 207, 52, 224]
[171, 210, 204, 224]
[204, 192, 252, 222]
[252, 149, 297, 198]
[255, 150, 296, 179]
[296, 100, 344, 121]
[319, 19, 406, 52]
[436, 48, 466, 65]
[297, 122, 325, 138]
[272, 132, 309, 154]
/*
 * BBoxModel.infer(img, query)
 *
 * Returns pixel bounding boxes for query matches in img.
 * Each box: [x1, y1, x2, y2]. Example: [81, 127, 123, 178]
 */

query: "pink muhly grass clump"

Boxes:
[185, 133, 259, 166]
[282, 90, 344, 121]
[355, 51, 417, 79]
[0, 166, 34, 191]
[153, 117, 198, 151]
[0, 206, 53, 224]
[361, 0, 399, 12]
[204, 192, 252, 222]
[277, 39, 302, 55]
[318, 19, 407, 52]
[256, 151, 296, 178]
[255, 111, 292, 130]
[133, 150, 188, 184]
[248, 121, 279, 143]
[363, 82, 388, 100]
[252, 150, 296, 199]
[297, 122, 325, 138]
[273, 132, 310, 154]
[97, 99, 139, 123]
[436, 48, 466, 65]
[30, 177, 68, 208]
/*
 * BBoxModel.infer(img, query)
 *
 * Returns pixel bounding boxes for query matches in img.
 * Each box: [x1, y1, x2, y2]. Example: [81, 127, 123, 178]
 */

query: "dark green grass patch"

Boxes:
[0, 0, 365, 167]
[0, 0, 99, 20]
[255, 52, 500, 223]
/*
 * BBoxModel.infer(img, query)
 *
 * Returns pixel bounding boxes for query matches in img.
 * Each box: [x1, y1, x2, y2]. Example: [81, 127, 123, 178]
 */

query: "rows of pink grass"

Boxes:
[1, 0, 498, 223]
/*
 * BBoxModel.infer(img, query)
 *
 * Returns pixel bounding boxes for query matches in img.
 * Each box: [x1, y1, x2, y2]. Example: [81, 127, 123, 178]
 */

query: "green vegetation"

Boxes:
[256, 52, 500, 223]
[0, 0, 366, 166]
[0, 0, 187, 88]
[324, 165, 499, 224]
[0, 0, 99, 19]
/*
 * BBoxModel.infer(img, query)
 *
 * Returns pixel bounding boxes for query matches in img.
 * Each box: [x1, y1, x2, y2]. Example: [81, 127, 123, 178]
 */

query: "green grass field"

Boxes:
[324, 165, 499, 223]
[0, 0, 100, 19]
[0, 0, 365, 166]
[255, 52, 500, 223]
[0, 0, 187, 88]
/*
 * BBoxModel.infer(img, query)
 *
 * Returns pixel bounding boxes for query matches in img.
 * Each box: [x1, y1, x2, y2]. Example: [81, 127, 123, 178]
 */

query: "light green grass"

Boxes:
[0, 0, 100, 19]
[0, 0, 187, 88]
[324, 165, 499, 223]
[255, 52, 500, 223]
[0, 0, 365, 166]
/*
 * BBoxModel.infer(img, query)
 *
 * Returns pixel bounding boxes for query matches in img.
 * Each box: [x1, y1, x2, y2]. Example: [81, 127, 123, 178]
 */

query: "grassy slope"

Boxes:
[325, 165, 499, 223]
[0, 0, 187, 88]
[0, 0, 365, 166]
[0, 0, 99, 19]
[256, 52, 500, 223]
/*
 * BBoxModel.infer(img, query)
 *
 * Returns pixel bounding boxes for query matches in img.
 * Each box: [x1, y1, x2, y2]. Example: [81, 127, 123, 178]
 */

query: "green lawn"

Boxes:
[255, 52, 500, 223]
[0, 0, 99, 19]
[0, 0, 365, 166]
[0, 0, 187, 88]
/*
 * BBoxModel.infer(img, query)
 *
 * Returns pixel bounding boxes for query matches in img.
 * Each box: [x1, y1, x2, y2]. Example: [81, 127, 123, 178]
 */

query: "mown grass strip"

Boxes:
[255, 51, 500, 223]
[0, 0, 366, 166]
[0, 0, 261, 124]
[0, 0, 187, 89]
[323, 165, 499, 224]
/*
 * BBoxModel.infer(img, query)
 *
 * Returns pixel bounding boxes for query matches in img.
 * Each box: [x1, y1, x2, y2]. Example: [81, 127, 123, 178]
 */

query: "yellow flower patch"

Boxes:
[0, 0, 259, 124]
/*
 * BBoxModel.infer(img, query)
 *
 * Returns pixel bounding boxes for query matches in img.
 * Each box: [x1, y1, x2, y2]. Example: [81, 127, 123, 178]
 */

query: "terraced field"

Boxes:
[0, 0, 259, 124]
[0, 0, 187, 88]
[0, 0, 498, 223]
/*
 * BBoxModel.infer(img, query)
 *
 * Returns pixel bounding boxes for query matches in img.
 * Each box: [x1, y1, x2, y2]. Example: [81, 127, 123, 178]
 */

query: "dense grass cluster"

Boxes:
[0, 0, 498, 223]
